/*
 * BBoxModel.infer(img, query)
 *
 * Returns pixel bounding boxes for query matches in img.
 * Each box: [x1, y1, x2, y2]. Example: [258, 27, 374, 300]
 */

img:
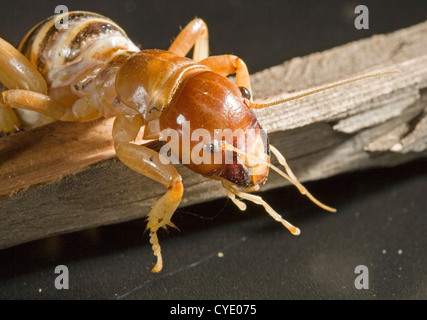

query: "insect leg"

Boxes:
[168, 18, 209, 61]
[199, 55, 252, 99]
[1, 89, 101, 122]
[0, 37, 54, 132]
[0, 37, 47, 93]
[0, 105, 21, 134]
[113, 114, 184, 273]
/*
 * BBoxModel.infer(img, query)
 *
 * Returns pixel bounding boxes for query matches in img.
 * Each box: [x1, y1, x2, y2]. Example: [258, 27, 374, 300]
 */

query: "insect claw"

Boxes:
[167, 221, 180, 231]
[160, 221, 180, 232]
[151, 257, 163, 273]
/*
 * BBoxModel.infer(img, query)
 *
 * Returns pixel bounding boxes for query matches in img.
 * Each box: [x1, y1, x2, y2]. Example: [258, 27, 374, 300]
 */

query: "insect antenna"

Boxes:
[250, 70, 399, 109]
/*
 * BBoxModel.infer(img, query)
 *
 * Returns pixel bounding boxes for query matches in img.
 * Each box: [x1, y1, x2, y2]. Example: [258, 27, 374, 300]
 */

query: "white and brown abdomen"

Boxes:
[19, 11, 138, 84]
[17, 11, 139, 120]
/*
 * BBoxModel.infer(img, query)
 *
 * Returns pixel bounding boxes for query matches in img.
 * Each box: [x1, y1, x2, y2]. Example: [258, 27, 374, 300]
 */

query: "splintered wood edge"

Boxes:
[1, 21, 427, 248]
[0, 118, 116, 199]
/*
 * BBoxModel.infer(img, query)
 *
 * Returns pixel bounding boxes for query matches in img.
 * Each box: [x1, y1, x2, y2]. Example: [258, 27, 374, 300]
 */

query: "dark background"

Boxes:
[0, 0, 426, 300]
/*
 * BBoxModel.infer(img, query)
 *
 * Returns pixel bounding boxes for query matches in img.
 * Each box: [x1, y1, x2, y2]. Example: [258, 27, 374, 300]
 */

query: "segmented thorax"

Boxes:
[116, 50, 210, 121]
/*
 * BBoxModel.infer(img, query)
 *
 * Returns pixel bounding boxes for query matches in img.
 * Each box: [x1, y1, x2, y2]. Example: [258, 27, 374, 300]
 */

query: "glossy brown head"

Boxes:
[159, 70, 270, 189]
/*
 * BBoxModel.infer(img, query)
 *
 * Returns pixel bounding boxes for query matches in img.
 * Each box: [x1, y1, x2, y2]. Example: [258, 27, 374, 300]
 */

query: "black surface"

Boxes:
[0, 0, 426, 300]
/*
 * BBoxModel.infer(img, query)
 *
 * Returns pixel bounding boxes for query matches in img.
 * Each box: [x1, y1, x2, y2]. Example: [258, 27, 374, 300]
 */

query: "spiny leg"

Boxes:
[113, 114, 184, 272]
[168, 18, 209, 61]
[1, 89, 101, 122]
[199, 54, 252, 100]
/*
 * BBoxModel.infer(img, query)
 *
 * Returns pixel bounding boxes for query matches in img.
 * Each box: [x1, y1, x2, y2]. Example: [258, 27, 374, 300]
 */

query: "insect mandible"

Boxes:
[0, 11, 397, 272]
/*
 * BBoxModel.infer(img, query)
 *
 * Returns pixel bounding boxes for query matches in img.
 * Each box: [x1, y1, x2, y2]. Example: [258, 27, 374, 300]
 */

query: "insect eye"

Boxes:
[239, 86, 251, 100]
[204, 140, 220, 153]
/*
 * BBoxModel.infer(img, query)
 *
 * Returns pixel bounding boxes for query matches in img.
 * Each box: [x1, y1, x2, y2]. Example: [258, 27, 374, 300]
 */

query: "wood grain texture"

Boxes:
[1, 21, 427, 249]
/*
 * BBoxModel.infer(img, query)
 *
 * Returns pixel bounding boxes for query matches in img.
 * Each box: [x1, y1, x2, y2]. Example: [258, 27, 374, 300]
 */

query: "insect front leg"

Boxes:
[0, 37, 54, 132]
[168, 18, 209, 61]
[1, 89, 101, 122]
[113, 114, 184, 273]
[199, 55, 252, 99]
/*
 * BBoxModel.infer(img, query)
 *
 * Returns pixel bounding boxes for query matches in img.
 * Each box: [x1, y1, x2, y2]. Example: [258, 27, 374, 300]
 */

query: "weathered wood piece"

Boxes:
[1, 21, 426, 249]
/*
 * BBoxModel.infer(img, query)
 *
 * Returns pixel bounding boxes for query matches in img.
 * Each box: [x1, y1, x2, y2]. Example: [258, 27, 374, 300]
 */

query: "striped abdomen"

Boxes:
[18, 11, 139, 88]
